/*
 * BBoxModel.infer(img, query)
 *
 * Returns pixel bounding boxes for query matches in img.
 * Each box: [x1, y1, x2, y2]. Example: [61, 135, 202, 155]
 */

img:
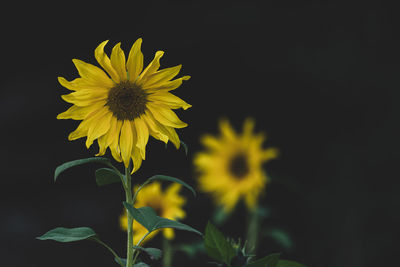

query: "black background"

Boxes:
[1, 1, 399, 266]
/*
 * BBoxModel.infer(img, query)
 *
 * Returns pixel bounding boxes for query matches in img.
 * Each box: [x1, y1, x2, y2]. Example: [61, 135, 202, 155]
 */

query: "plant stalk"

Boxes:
[163, 237, 173, 267]
[246, 205, 259, 254]
[125, 164, 134, 267]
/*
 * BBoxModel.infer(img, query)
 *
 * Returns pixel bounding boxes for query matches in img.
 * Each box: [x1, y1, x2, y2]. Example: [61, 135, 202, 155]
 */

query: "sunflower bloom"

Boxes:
[194, 118, 278, 212]
[120, 182, 186, 244]
[57, 39, 191, 172]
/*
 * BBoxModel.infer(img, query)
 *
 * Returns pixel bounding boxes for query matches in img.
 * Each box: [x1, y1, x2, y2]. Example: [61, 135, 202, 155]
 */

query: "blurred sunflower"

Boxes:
[194, 118, 278, 212]
[57, 38, 191, 172]
[120, 182, 186, 244]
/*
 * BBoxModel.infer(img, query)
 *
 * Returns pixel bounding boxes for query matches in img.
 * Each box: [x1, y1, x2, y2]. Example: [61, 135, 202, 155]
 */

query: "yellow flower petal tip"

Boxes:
[194, 118, 277, 212]
[57, 38, 191, 172]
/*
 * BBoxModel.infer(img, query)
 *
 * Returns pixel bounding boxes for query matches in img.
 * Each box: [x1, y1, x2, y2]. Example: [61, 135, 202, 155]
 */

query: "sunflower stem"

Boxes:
[246, 205, 259, 254]
[163, 237, 173, 267]
[125, 163, 135, 267]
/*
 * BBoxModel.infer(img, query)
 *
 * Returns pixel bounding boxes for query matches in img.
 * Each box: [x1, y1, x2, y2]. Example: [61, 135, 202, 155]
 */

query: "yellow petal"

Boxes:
[110, 42, 127, 81]
[137, 51, 164, 84]
[110, 120, 123, 163]
[261, 148, 279, 161]
[163, 228, 175, 240]
[120, 120, 134, 167]
[134, 117, 149, 160]
[219, 119, 236, 141]
[142, 110, 169, 144]
[72, 59, 114, 88]
[86, 109, 113, 148]
[57, 101, 105, 120]
[67, 107, 104, 141]
[148, 92, 192, 110]
[143, 75, 191, 92]
[142, 65, 181, 88]
[200, 135, 222, 151]
[148, 103, 187, 128]
[96, 117, 118, 156]
[127, 38, 144, 82]
[58, 77, 108, 91]
[164, 126, 180, 149]
[94, 40, 120, 83]
[61, 90, 107, 106]
[243, 118, 255, 136]
[131, 146, 143, 173]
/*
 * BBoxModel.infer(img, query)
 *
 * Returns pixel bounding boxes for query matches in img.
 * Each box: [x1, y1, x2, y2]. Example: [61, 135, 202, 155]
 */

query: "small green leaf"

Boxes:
[146, 175, 196, 196]
[123, 203, 202, 236]
[133, 246, 162, 260]
[37, 227, 97, 242]
[277, 260, 307, 267]
[263, 228, 293, 250]
[245, 253, 281, 267]
[204, 222, 236, 267]
[95, 168, 122, 186]
[134, 263, 149, 267]
[114, 257, 127, 267]
[180, 140, 188, 155]
[54, 157, 111, 181]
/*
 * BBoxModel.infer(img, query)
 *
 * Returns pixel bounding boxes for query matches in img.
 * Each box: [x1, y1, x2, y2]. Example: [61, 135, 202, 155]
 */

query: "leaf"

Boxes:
[263, 228, 293, 250]
[134, 263, 149, 267]
[245, 253, 281, 267]
[277, 260, 307, 267]
[133, 246, 162, 260]
[114, 257, 127, 267]
[173, 240, 205, 258]
[204, 222, 236, 267]
[145, 175, 196, 196]
[123, 203, 202, 236]
[54, 157, 111, 182]
[180, 140, 188, 155]
[95, 168, 122, 186]
[36, 227, 97, 242]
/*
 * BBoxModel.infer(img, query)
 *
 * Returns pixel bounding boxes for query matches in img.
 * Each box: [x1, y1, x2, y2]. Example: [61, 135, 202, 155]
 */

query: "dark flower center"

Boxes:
[106, 81, 148, 121]
[229, 153, 250, 178]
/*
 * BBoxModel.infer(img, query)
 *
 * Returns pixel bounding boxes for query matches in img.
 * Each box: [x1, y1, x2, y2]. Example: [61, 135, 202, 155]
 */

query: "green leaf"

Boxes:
[245, 253, 281, 267]
[95, 168, 122, 186]
[54, 157, 111, 182]
[263, 228, 293, 250]
[114, 257, 127, 267]
[180, 140, 188, 155]
[134, 263, 149, 267]
[173, 240, 205, 258]
[133, 246, 162, 260]
[277, 260, 307, 267]
[145, 175, 196, 196]
[204, 222, 236, 267]
[36, 227, 97, 242]
[123, 203, 202, 236]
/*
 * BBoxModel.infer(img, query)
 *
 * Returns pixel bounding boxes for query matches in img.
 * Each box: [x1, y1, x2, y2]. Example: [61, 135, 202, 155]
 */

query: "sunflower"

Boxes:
[120, 182, 186, 244]
[194, 118, 278, 212]
[57, 38, 191, 172]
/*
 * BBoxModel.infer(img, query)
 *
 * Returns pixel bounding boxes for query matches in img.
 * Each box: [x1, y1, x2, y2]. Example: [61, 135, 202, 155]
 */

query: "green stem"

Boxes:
[132, 231, 150, 265]
[162, 237, 173, 267]
[246, 206, 259, 254]
[125, 164, 134, 267]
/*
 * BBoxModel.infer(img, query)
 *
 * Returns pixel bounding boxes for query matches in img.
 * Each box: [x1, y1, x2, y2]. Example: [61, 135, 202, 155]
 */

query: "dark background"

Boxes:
[1, 1, 399, 266]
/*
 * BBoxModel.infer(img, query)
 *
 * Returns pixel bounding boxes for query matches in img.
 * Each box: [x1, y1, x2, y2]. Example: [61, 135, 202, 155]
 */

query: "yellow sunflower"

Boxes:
[194, 118, 278, 212]
[57, 38, 191, 172]
[120, 182, 186, 244]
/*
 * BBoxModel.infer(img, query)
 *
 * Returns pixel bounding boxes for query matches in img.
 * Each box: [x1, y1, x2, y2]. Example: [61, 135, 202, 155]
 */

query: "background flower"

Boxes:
[194, 118, 278, 212]
[120, 182, 186, 244]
